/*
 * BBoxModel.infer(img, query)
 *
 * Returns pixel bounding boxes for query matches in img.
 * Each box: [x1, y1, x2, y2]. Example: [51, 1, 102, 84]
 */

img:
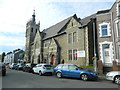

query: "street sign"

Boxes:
[77, 51, 85, 57]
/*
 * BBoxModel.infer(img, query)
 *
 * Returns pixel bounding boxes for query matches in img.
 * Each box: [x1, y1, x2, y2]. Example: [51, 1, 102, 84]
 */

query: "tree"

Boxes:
[2, 52, 5, 62]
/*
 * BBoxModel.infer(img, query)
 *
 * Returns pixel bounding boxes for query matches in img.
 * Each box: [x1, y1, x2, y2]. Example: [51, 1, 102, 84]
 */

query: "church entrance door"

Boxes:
[51, 55, 55, 65]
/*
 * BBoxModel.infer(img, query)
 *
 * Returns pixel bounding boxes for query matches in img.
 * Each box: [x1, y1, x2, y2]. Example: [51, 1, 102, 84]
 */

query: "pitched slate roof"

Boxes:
[97, 9, 110, 14]
[42, 14, 78, 40]
[80, 13, 96, 27]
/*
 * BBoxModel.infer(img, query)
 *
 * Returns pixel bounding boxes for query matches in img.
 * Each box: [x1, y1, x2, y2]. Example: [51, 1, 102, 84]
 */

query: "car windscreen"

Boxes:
[44, 65, 52, 67]
[55, 65, 63, 69]
[69, 65, 79, 70]
[31, 64, 37, 67]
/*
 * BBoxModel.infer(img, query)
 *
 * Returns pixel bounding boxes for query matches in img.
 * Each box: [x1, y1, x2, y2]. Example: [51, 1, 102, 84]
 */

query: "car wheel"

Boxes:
[39, 71, 42, 76]
[50, 72, 53, 76]
[32, 71, 35, 74]
[2, 72, 6, 76]
[56, 72, 62, 78]
[81, 74, 88, 81]
[114, 76, 120, 84]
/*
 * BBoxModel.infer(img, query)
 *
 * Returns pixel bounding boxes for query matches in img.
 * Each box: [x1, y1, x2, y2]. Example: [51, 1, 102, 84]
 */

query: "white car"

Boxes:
[9, 63, 17, 69]
[106, 71, 120, 84]
[32, 64, 53, 76]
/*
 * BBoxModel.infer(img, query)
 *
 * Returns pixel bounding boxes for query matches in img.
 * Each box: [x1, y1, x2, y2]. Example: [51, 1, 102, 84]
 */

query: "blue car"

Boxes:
[54, 64, 98, 81]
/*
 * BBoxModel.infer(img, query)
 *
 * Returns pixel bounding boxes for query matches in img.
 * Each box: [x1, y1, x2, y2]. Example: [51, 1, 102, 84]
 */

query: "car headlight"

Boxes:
[90, 72, 96, 75]
[106, 72, 113, 76]
[106, 72, 110, 76]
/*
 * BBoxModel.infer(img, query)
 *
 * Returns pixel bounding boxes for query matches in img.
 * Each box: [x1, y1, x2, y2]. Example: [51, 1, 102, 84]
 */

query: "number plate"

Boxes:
[47, 68, 51, 70]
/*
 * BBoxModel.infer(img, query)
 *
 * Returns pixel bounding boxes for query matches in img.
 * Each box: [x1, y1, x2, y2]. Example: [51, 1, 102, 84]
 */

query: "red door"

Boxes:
[51, 55, 55, 65]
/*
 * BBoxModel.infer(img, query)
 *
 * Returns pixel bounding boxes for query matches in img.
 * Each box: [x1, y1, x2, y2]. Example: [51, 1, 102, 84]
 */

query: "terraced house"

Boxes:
[96, 0, 120, 73]
[24, 11, 95, 67]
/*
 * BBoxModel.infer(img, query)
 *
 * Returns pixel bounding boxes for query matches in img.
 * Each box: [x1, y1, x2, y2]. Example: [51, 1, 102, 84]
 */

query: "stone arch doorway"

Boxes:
[51, 55, 55, 65]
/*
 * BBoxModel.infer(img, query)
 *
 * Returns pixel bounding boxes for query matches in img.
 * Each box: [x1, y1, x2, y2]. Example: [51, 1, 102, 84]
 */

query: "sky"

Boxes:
[0, 0, 116, 54]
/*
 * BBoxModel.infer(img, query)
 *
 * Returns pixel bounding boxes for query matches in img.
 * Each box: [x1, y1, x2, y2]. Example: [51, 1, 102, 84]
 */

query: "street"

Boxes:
[1, 68, 119, 88]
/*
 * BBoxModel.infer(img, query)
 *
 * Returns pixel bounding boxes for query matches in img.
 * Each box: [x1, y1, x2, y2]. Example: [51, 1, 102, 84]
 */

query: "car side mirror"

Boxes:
[76, 68, 79, 70]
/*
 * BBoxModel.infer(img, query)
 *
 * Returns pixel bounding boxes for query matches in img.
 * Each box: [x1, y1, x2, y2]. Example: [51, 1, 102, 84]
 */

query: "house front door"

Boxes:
[103, 48, 110, 64]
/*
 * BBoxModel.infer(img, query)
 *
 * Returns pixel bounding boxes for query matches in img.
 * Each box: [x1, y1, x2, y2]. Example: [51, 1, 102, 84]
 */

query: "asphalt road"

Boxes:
[1, 68, 119, 88]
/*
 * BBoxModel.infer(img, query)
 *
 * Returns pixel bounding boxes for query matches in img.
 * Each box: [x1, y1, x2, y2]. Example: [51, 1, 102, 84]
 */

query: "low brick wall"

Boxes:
[81, 67, 94, 72]
[113, 61, 120, 71]
[98, 60, 103, 74]
[97, 60, 120, 74]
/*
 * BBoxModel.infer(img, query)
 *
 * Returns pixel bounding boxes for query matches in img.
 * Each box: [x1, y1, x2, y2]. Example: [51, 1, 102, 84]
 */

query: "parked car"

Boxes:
[106, 71, 120, 84]
[6, 64, 10, 68]
[54, 64, 98, 81]
[9, 63, 17, 69]
[33, 64, 53, 76]
[15, 63, 25, 70]
[0, 63, 6, 76]
[23, 63, 37, 73]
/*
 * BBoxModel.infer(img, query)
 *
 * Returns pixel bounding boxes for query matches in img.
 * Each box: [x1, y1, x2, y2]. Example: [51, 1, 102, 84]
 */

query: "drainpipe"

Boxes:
[91, 18, 97, 72]
[110, 12, 116, 62]
[81, 24, 87, 66]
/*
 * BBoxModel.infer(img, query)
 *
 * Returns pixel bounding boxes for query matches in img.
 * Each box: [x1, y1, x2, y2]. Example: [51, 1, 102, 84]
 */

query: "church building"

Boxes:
[24, 10, 95, 67]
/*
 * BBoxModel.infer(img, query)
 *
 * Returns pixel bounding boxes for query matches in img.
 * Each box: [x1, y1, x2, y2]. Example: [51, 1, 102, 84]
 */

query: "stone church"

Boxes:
[24, 10, 95, 67]
[24, 0, 120, 73]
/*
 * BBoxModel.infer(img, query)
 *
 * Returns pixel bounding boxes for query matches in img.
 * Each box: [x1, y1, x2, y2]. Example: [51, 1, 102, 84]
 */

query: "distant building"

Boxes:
[4, 49, 24, 64]
[4, 52, 12, 64]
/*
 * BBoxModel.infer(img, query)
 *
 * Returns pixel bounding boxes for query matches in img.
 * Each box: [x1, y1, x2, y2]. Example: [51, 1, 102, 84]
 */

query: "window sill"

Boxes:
[100, 35, 111, 38]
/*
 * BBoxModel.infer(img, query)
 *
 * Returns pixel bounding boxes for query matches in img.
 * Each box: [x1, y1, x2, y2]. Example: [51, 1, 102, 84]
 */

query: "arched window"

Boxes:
[36, 29, 37, 33]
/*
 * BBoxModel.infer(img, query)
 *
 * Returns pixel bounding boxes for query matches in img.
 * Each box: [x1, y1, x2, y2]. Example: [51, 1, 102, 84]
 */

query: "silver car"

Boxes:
[32, 64, 53, 76]
[106, 71, 120, 84]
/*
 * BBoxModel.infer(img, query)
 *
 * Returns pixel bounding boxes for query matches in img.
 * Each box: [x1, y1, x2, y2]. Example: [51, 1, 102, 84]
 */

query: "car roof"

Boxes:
[108, 71, 120, 73]
[36, 63, 51, 65]
[57, 64, 76, 65]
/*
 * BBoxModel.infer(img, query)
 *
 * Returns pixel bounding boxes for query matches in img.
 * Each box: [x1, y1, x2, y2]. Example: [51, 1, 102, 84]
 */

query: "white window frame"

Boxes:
[68, 33, 72, 44]
[73, 32, 77, 43]
[115, 20, 120, 38]
[68, 49, 78, 61]
[116, 2, 120, 16]
[99, 22, 111, 37]
[73, 49, 77, 60]
[68, 50, 72, 60]
[68, 32, 78, 44]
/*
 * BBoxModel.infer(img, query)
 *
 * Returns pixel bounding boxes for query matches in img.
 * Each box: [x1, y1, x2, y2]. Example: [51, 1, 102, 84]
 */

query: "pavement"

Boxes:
[98, 74, 106, 80]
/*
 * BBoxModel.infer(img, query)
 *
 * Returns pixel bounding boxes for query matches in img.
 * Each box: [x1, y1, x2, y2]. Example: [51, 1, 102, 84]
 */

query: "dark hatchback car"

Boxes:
[0, 63, 6, 76]
[54, 64, 98, 81]
[23, 63, 37, 73]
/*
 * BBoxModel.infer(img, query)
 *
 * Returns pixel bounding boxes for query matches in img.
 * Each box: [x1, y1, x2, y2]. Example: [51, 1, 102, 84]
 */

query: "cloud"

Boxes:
[0, 34, 25, 47]
[0, 0, 115, 53]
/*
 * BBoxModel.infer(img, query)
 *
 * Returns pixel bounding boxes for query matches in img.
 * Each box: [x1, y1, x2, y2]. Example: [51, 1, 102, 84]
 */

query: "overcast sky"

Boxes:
[0, 0, 116, 54]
